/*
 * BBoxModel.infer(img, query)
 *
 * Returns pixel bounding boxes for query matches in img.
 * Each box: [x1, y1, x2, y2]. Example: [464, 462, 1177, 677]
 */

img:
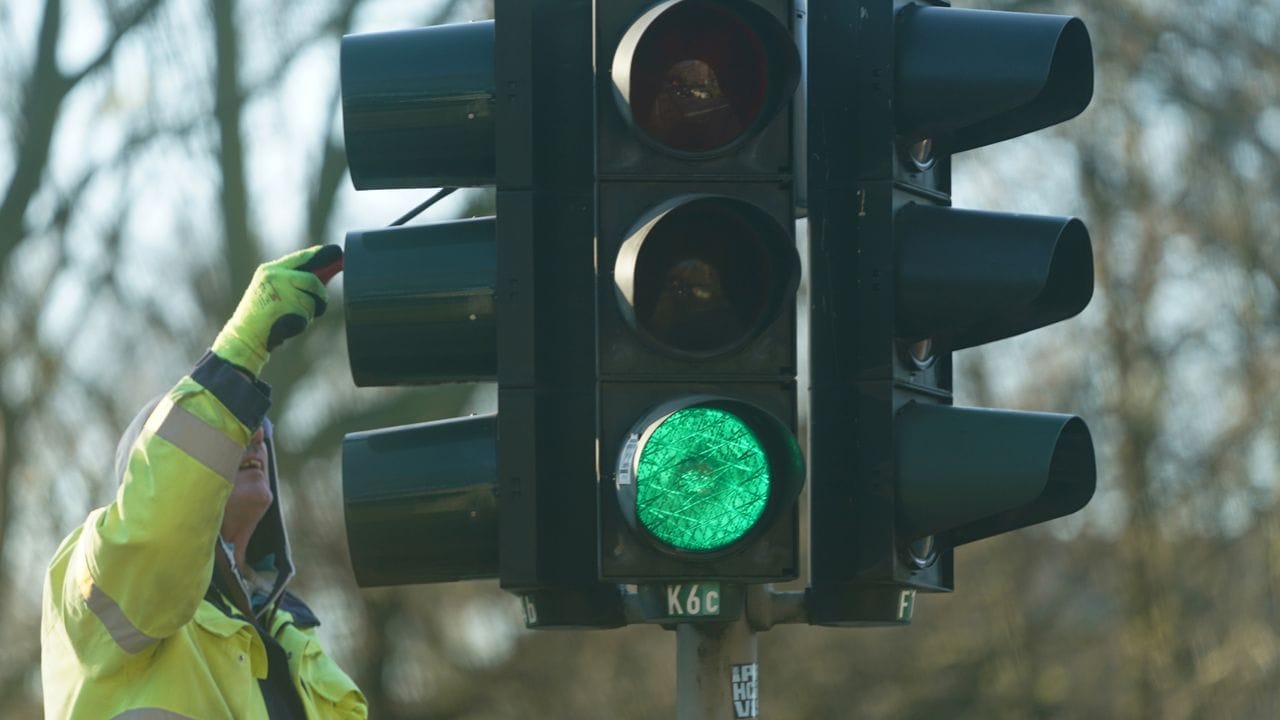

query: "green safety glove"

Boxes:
[211, 245, 344, 377]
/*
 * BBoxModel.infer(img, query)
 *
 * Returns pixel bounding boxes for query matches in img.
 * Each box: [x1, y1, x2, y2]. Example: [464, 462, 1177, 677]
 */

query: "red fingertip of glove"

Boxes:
[296, 245, 344, 284]
[312, 256, 343, 284]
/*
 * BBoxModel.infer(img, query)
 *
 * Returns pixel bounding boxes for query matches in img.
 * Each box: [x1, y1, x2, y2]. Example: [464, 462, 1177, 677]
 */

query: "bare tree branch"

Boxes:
[0, 0, 165, 274]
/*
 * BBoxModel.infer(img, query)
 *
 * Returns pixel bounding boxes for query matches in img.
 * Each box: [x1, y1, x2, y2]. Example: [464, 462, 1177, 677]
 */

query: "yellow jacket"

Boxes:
[42, 353, 367, 718]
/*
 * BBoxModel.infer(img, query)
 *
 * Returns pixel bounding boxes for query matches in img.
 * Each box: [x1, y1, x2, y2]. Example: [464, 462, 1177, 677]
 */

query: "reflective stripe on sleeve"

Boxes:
[113, 709, 198, 719]
[83, 582, 160, 654]
[144, 398, 243, 483]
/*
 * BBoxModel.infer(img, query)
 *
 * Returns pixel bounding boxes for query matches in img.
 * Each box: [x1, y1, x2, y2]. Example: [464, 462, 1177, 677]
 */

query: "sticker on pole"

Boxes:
[731, 662, 758, 719]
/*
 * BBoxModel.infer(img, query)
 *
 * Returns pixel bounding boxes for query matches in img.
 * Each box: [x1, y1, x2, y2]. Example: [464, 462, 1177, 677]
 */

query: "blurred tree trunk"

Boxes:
[211, 0, 257, 307]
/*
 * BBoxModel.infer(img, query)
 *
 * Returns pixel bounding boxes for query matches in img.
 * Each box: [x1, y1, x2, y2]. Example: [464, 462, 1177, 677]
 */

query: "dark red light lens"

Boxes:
[628, 1, 769, 153]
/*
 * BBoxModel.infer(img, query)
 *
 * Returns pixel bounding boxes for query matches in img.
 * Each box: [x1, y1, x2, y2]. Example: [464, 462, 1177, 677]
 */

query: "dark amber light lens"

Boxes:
[622, 198, 787, 356]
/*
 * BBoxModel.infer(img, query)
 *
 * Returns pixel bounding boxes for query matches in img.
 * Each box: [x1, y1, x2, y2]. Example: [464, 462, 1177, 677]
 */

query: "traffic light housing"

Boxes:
[806, 1, 1098, 625]
[337, 0, 1093, 632]
[594, 0, 806, 583]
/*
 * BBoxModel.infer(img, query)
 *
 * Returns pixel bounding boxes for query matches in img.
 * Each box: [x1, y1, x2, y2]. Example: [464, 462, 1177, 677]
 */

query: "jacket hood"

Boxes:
[115, 396, 295, 622]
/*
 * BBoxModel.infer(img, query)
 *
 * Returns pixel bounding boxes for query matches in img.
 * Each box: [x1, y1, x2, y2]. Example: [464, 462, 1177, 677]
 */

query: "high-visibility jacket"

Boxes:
[41, 352, 367, 719]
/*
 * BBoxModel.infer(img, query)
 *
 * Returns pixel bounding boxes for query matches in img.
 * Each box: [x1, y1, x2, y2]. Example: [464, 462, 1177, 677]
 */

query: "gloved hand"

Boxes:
[212, 245, 344, 377]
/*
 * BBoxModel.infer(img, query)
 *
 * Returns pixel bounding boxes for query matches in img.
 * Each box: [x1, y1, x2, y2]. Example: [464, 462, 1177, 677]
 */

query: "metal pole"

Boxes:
[675, 613, 759, 720]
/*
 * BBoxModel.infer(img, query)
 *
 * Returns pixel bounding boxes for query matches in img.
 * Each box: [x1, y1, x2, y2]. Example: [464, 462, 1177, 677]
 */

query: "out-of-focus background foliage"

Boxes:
[4, 0, 1279, 717]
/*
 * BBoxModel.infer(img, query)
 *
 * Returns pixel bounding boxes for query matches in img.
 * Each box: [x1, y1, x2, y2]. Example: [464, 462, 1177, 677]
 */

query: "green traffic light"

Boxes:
[634, 406, 770, 552]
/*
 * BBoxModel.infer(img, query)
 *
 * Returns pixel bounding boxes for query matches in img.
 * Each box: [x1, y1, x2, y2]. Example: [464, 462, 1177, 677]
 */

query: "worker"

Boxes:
[41, 245, 367, 718]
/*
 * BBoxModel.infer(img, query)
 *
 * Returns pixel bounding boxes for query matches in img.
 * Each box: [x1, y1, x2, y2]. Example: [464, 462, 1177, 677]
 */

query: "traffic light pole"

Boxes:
[617, 584, 805, 720]
[676, 617, 758, 720]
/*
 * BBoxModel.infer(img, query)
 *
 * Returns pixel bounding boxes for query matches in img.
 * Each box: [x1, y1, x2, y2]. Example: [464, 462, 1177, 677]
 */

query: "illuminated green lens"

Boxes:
[634, 407, 770, 552]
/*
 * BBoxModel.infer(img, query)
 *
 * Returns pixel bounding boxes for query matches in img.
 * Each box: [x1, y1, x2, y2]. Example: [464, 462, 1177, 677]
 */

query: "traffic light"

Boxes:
[594, 0, 806, 583]
[337, 8, 625, 628]
[806, 1, 1098, 625]
[338, 21, 501, 588]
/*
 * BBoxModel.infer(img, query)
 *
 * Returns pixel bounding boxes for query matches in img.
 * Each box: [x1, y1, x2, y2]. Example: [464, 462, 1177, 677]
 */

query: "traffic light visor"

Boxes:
[616, 396, 804, 555]
[614, 196, 798, 358]
[345, 218, 497, 386]
[895, 204, 1093, 351]
[343, 414, 499, 587]
[895, 7, 1093, 153]
[341, 22, 496, 188]
[896, 404, 1096, 546]
[611, 0, 799, 154]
